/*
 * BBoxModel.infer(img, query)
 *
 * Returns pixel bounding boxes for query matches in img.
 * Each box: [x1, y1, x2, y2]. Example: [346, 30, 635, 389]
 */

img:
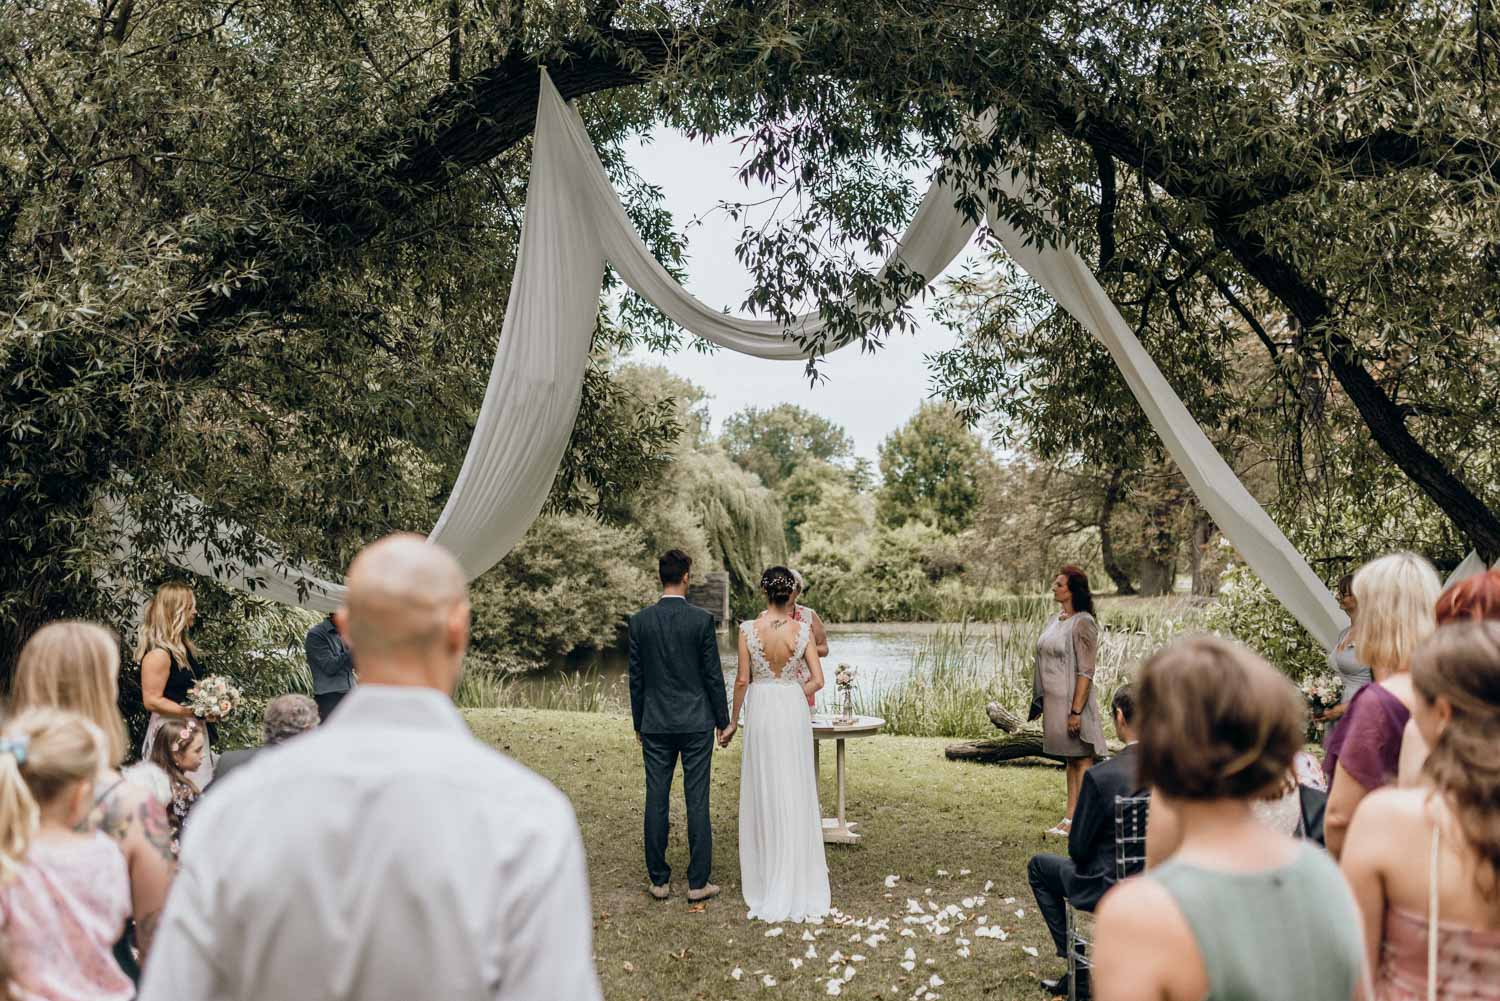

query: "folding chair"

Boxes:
[1063, 794, 1150, 1000]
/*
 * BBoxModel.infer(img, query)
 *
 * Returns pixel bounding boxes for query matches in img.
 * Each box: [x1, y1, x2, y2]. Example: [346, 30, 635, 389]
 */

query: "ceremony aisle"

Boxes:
[465, 709, 1064, 1001]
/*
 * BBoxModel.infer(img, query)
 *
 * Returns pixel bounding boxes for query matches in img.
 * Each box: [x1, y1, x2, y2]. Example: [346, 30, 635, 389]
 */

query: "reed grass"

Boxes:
[866, 599, 1206, 738]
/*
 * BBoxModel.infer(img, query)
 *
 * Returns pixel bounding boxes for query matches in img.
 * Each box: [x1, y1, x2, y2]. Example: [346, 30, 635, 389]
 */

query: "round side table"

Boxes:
[811, 714, 885, 844]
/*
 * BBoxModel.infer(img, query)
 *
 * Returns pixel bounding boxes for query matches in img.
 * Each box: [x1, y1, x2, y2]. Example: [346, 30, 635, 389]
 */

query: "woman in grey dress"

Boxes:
[1319, 573, 1373, 729]
[1031, 565, 1108, 837]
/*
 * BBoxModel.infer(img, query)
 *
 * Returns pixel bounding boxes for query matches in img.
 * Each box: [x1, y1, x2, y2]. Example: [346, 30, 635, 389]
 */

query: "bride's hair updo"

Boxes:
[761, 567, 797, 606]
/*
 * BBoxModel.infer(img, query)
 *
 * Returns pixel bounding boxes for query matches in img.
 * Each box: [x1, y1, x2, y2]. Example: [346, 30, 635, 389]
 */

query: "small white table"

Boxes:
[811, 715, 885, 844]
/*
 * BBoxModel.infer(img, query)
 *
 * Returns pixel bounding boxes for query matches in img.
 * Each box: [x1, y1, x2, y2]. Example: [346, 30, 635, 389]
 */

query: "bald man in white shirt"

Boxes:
[140, 534, 603, 1001]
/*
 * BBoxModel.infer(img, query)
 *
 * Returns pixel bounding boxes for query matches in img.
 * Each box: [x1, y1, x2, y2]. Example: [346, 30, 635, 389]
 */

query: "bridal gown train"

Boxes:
[738, 619, 832, 923]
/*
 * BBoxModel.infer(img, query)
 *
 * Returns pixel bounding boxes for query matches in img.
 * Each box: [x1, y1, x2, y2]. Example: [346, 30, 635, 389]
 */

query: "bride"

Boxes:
[721, 566, 831, 922]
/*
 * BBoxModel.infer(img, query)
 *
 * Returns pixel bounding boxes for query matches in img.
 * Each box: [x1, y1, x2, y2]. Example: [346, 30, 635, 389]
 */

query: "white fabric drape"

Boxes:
[139, 69, 1358, 648]
[1444, 551, 1497, 588]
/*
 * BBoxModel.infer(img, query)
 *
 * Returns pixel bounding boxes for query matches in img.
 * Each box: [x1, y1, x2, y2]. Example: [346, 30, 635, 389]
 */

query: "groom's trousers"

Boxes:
[641, 730, 715, 890]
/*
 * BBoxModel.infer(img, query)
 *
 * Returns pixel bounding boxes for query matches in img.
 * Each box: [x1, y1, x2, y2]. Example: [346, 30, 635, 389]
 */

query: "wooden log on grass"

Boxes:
[944, 701, 1120, 764]
[943, 701, 1066, 764]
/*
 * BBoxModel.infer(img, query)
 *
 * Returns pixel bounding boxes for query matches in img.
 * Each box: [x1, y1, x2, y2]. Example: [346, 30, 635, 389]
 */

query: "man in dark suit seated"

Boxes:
[212, 694, 319, 786]
[1029, 684, 1144, 1000]
[628, 549, 731, 904]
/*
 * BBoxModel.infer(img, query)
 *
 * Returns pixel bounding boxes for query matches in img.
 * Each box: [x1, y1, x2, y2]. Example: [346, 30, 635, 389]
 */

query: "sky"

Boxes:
[621, 127, 983, 466]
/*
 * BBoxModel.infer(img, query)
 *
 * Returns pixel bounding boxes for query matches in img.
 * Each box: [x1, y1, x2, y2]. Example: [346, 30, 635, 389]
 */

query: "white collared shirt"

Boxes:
[139, 685, 602, 1001]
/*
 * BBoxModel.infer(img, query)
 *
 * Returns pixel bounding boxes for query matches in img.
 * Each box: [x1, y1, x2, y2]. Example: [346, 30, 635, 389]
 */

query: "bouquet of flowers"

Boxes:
[1299, 671, 1341, 737]
[186, 675, 244, 722]
[835, 665, 857, 692]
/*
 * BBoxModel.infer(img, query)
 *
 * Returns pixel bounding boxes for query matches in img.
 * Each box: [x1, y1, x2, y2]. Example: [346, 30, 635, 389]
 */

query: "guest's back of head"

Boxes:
[11, 621, 128, 770]
[1135, 635, 1303, 802]
[335, 534, 470, 692]
[1411, 620, 1500, 898]
[1352, 552, 1442, 675]
[1436, 569, 1500, 626]
[261, 694, 318, 745]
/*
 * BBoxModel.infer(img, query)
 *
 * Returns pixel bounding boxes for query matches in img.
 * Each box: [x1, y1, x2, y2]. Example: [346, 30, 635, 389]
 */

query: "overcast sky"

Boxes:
[622, 127, 983, 466]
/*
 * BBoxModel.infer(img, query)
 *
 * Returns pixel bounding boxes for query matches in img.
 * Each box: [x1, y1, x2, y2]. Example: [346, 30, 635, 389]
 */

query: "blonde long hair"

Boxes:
[1351, 552, 1442, 676]
[0, 709, 102, 882]
[12, 622, 129, 769]
[134, 582, 198, 666]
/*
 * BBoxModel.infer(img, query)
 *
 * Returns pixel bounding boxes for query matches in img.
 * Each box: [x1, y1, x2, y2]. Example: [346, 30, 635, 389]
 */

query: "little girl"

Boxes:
[0, 707, 132, 1001]
[146, 717, 204, 857]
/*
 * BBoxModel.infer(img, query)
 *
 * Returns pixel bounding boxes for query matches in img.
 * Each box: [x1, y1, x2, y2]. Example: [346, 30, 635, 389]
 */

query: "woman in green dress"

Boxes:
[1092, 636, 1365, 1001]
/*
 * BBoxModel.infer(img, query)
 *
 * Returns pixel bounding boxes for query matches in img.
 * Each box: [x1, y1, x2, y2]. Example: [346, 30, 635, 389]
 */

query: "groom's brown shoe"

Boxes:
[648, 883, 671, 900]
[687, 883, 720, 902]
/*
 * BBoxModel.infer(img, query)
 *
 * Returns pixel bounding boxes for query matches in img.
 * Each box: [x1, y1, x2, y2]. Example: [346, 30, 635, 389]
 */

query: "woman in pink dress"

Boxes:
[1342, 621, 1500, 1001]
[0, 708, 133, 1001]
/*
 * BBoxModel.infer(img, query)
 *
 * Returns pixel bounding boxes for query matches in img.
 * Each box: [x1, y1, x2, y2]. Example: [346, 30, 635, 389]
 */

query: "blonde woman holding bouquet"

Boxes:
[138, 582, 216, 786]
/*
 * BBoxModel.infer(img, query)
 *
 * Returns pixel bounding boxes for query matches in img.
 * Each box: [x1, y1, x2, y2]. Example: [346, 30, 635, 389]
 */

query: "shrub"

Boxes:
[469, 515, 656, 667]
[1203, 561, 1326, 682]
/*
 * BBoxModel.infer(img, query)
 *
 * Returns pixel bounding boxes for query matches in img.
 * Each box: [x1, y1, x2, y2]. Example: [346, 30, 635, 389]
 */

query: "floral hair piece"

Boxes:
[171, 718, 200, 755]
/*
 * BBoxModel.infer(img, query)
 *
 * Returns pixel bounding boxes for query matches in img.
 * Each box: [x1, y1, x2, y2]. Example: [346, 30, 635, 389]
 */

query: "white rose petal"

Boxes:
[1003, 897, 1016, 905]
[806, 945, 818, 959]
[930, 974, 945, 987]
[1014, 909, 1025, 919]
[1022, 946, 1039, 957]
[899, 961, 915, 972]
[762, 975, 778, 987]
[936, 869, 949, 876]
[957, 946, 971, 959]
[731, 968, 744, 980]
[826, 979, 843, 996]
[843, 965, 856, 980]
[828, 950, 844, 964]
[900, 928, 915, 937]
[961, 897, 975, 909]
[885, 875, 900, 888]
[983, 880, 994, 892]
[803, 930, 816, 942]
[959, 868, 972, 876]
[766, 927, 785, 937]
[791, 958, 803, 970]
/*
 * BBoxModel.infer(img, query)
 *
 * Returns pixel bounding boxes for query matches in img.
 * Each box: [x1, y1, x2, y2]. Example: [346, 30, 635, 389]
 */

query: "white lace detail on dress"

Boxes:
[744, 619, 811, 687]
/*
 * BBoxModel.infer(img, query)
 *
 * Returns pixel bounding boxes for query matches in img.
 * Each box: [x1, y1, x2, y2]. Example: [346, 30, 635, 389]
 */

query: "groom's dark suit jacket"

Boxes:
[628, 597, 730, 734]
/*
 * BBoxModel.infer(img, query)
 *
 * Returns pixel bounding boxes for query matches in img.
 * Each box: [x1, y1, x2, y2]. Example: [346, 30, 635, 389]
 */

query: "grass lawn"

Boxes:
[465, 708, 1072, 1001]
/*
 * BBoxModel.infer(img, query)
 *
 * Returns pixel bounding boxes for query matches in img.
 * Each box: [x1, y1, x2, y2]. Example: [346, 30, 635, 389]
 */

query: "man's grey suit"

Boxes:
[627, 596, 730, 891]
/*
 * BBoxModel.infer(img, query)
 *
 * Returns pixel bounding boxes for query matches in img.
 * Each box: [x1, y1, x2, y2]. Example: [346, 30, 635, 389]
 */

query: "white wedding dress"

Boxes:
[738, 619, 831, 923]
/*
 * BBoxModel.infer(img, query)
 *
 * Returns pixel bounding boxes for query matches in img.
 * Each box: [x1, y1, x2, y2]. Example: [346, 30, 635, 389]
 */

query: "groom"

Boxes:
[628, 549, 732, 903]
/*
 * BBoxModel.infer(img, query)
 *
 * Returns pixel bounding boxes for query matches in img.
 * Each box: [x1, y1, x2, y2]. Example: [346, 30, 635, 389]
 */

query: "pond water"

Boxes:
[507, 621, 1011, 707]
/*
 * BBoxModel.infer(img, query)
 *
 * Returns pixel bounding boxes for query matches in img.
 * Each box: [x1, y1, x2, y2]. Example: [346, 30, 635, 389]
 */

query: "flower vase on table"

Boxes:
[832, 665, 858, 725]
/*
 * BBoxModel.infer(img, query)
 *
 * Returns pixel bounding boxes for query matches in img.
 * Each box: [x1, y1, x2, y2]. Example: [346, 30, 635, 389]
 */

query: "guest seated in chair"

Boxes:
[1029, 684, 1145, 1000]
[210, 693, 319, 787]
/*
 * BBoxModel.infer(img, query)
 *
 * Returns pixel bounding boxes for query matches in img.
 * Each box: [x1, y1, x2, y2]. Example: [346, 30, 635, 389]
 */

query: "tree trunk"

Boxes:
[1098, 467, 1136, 595]
[945, 734, 1064, 764]
[1137, 558, 1173, 596]
[945, 701, 1065, 763]
[1190, 511, 1219, 597]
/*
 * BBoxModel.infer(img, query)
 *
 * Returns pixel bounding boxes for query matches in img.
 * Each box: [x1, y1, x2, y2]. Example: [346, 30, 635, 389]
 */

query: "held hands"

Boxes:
[717, 723, 738, 749]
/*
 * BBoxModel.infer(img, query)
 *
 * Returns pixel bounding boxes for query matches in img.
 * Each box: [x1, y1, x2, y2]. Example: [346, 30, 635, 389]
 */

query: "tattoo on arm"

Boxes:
[135, 909, 161, 957]
[140, 799, 175, 864]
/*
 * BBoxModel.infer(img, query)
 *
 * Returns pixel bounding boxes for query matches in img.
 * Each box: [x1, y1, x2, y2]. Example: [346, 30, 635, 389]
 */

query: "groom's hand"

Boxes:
[716, 724, 738, 748]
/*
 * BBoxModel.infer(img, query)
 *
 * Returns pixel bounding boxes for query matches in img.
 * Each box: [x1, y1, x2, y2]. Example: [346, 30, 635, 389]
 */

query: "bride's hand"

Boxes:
[717, 723, 738, 748]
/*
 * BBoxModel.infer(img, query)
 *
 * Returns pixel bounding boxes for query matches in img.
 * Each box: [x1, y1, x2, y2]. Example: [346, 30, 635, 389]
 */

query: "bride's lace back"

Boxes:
[743, 619, 811, 686]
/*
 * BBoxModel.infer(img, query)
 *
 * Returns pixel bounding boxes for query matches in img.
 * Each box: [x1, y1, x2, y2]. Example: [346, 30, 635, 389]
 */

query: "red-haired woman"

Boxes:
[1031, 566, 1107, 837]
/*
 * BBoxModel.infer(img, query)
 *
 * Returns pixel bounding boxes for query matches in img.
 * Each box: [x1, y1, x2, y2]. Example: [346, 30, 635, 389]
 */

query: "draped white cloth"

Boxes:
[136, 69, 1358, 647]
[1445, 551, 1497, 588]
